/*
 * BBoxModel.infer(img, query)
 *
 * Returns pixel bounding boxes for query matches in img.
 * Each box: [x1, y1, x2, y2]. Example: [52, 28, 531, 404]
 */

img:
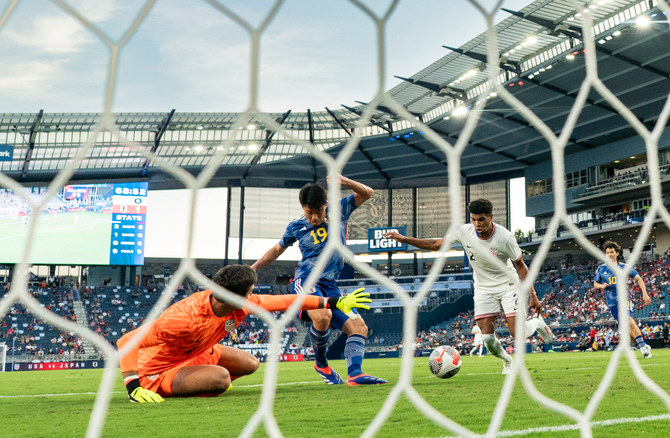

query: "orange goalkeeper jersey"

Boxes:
[118, 290, 326, 376]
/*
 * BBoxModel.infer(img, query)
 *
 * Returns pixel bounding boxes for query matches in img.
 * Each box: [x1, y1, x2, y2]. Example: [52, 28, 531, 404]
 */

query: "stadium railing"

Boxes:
[575, 163, 670, 199]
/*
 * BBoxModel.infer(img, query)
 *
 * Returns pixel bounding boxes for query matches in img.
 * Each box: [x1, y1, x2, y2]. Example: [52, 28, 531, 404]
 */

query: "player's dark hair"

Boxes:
[299, 183, 327, 209]
[213, 265, 257, 297]
[468, 198, 493, 215]
[602, 241, 621, 254]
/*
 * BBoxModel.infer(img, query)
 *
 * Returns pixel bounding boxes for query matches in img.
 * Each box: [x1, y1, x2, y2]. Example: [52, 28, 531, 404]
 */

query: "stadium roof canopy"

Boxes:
[1, 0, 668, 190]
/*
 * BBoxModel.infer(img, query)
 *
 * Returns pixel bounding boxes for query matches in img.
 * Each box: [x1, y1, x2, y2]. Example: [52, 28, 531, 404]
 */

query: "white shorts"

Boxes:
[473, 284, 522, 320]
[473, 334, 483, 344]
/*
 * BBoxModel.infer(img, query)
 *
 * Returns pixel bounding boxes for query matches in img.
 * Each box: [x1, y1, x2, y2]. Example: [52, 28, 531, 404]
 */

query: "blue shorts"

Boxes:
[609, 299, 633, 322]
[291, 277, 358, 330]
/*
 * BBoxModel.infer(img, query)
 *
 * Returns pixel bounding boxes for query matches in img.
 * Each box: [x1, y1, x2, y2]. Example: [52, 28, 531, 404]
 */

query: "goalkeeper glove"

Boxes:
[125, 376, 164, 403]
[328, 288, 371, 319]
[129, 387, 164, 403]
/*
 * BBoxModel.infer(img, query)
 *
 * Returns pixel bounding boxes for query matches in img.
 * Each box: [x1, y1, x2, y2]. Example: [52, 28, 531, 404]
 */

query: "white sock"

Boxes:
[478, 345, 483, 356]
[525, 318, 540, 338]
[533, 316, 554, 342]
[482, 334, 512, 364]
[470, 346, 477, 356]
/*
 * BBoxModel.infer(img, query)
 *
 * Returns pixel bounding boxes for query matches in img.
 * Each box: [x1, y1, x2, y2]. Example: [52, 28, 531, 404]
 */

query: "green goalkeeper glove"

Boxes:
[129, 386, 165, 403]
[328, 288, 372, 319]
[125, 376, 164, 403]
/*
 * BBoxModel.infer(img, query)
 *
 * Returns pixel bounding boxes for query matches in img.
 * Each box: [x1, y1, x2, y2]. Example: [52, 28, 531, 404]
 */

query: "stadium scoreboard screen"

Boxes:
[109, 183, 148, 265]
[0, 181, 148, 266]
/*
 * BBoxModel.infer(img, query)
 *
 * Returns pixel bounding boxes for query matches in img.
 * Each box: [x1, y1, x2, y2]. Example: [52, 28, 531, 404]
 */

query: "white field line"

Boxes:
[4, 362, 666, 394]
[2, 377, 668, 437]
[0, 391, 125, 398]
[422, 414, 670, 438]
[0, 380, 323, 398]
[465, 362, 664, 376]
[490, 413, 670, 437]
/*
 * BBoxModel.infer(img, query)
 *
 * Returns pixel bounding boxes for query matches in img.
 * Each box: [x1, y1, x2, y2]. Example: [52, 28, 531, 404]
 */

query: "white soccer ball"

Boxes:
[428, 345, 462, 379]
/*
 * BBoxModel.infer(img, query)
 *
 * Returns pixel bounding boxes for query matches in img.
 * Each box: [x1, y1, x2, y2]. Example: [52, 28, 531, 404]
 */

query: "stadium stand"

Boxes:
[409, 253, 670, 355]
[337, 273, 474, 333]
[0, 285, 86, 360]
[1, 281, 298, 363]
[2, 253, 668, 363]
[578, 164, 670, 198]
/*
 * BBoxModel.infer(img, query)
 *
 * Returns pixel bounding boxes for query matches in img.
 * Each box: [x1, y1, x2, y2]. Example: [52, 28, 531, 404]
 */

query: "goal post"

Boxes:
[0, 342, 6, 372]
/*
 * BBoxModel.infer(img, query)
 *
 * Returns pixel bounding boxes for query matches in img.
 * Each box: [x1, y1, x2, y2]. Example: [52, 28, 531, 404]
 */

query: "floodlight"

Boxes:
[635, 15, 651, 28]
[453, 106, 468, 116]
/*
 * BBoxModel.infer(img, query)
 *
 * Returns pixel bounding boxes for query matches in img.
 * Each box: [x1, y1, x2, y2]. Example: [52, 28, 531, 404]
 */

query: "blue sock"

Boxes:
[345, 334, 366, 377]
[635, 335, 646, 349]
[310, 326, 330, 368]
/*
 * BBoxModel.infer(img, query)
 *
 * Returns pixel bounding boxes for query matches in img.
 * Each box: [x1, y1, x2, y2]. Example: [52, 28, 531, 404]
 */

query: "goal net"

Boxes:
[0, 0, 669, 437]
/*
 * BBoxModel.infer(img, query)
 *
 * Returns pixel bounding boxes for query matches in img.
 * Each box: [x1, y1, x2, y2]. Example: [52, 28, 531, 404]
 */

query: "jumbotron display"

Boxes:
[0, 182, 147, 265]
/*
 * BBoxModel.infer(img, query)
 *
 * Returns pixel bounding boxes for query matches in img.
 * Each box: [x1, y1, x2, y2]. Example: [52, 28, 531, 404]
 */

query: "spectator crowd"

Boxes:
[2, 248, 670, 362]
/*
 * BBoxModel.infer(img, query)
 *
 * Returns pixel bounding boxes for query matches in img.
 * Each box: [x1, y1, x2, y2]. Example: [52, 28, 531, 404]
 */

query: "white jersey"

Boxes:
[455, 222, 521, 294]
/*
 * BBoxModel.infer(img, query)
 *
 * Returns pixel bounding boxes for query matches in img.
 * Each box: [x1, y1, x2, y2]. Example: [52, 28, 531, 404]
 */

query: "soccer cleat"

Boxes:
[314, 364, 344, 384]
[502, 361, 513, 375]
[640, 344, 652, 359]
[346, 373, 388, 386]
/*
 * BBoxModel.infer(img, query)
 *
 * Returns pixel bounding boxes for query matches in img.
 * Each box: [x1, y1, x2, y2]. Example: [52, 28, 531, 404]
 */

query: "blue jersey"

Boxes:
[594, 263, 638, 307]
[279, 194, 357, 281]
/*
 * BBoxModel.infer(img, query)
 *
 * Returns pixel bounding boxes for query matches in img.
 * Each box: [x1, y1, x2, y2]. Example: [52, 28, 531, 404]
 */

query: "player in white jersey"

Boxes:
[470, 324, 483, 357]
[384, 199, 554, 374]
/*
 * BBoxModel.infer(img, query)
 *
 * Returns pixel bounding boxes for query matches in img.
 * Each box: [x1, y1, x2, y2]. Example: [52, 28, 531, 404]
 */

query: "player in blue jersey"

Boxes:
[593, 241, 652, 358]
[252, 175, 387, 386]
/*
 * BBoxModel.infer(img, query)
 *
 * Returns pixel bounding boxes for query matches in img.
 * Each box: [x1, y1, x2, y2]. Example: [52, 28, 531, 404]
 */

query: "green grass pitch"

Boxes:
[0, 212, 112, 265]
[0, 351, 669, 437]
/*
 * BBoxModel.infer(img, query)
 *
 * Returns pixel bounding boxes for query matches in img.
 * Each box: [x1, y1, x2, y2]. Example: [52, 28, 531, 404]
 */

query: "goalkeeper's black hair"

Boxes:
[213, 265, 257, 297]
[299, 183, 327, 209]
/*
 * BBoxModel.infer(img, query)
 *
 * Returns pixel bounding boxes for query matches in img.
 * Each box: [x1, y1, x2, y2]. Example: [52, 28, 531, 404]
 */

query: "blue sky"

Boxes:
[0, 0, 534, 231]
[0, 0, 530, 113]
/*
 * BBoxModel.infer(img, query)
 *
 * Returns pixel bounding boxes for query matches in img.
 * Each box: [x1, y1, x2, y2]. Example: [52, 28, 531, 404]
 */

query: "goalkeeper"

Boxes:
[118, 264, 371, 402]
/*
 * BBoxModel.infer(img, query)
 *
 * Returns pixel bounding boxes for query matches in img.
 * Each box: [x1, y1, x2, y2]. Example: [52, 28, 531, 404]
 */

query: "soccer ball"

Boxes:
[428, 345, 461, 379]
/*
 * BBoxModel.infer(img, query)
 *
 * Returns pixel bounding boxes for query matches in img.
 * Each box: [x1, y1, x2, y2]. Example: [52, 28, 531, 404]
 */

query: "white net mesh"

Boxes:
[1, 0, 670, 437]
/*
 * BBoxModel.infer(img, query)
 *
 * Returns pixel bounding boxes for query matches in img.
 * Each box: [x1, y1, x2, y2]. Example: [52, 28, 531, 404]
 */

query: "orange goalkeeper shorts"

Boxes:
[139, 344, 224, 397]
